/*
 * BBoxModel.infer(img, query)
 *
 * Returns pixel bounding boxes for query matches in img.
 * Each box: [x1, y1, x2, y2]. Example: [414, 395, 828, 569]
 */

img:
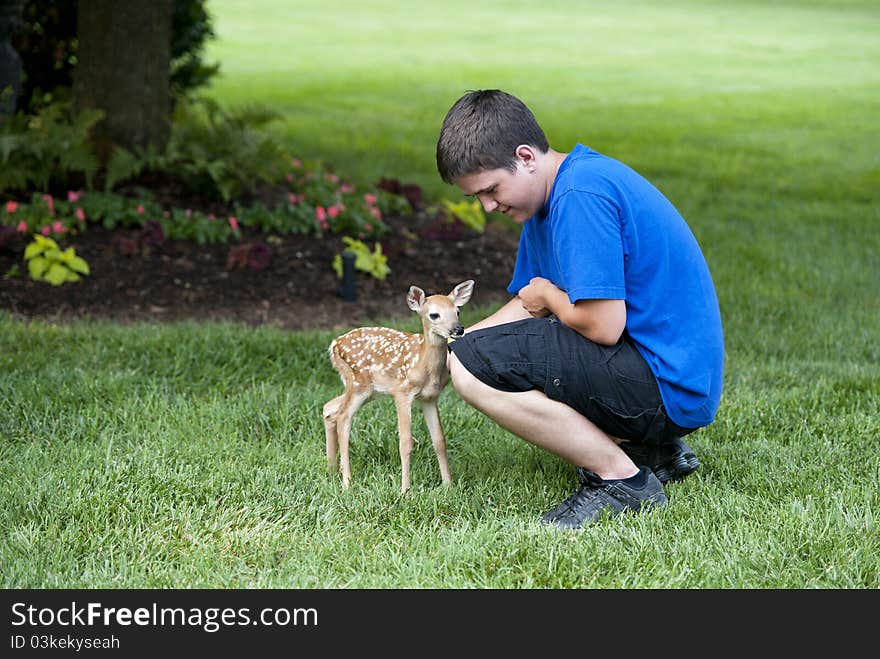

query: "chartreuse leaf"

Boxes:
[23, 236, 90, 285]
[68, 256, 90, 275]
[44, 263, 69, 286]
[24, 242, 44, 260]
[28, 256, 48, 279]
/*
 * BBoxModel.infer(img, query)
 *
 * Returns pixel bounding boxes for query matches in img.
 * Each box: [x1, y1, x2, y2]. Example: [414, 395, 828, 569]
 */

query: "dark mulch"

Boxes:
[0, 210, 520, 332]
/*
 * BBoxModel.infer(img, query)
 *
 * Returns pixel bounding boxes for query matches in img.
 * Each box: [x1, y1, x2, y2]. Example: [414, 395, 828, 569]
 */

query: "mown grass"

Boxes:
[1, 0, 878, 588]
[1, 304, 877, 588]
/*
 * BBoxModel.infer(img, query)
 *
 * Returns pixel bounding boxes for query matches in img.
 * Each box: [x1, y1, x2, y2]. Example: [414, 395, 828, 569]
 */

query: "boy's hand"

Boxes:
[517, 277, 557, 317]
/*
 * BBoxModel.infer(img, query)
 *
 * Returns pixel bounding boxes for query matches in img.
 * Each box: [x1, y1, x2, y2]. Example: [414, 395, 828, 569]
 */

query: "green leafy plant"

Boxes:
[0, 101, 103, 192]
[441, 198, 485, 233]
[101, 98, 289, 201]
[332, 237, 390, 281]
[23, 234, 90, 285]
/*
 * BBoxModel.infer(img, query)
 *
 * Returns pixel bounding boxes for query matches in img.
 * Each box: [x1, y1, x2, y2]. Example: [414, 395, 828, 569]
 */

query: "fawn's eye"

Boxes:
[429, 313, 440, 320]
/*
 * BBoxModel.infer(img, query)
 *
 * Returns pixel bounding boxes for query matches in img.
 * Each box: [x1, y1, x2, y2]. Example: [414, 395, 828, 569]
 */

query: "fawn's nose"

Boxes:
[451, 322, 465, 337]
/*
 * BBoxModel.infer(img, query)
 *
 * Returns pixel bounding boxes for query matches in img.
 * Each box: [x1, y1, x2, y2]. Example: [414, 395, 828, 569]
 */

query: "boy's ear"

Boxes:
[515, 144, 537, 170]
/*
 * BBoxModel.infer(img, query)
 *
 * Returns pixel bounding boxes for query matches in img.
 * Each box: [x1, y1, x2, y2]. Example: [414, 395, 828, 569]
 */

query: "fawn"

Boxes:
[323, 280, 474, 493]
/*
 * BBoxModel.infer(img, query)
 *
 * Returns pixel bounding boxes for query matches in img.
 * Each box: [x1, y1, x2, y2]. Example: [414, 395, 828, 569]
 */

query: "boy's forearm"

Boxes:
[521, 277, 625, 345]
[466, 296, 530, 333]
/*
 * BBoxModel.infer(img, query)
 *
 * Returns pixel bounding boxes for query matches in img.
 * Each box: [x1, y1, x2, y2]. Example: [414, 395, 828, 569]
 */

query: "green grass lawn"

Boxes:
[2, 0, 879, 588]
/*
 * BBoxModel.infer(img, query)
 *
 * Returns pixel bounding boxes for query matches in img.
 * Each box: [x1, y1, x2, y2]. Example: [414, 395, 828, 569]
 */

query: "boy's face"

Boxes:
[454, 159, 546, 224]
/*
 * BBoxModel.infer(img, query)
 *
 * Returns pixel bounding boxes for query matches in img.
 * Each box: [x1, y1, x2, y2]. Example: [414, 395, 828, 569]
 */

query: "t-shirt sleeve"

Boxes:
[553, 190, 626, 302]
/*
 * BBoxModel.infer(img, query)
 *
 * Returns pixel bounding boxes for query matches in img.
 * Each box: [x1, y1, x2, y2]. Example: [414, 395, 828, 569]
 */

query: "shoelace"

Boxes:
[553, 469, 606, 514]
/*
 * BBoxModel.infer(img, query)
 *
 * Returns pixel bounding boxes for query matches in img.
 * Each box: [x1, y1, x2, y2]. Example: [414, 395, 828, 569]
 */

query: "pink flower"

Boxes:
[370, 207, 382, 220]
[51, 221, 66, 235]
[75, 207, 86, 222]
[228, 216, 239, 231]
[340, 184, 354, 194]
[328, 205, 340, 219]
[16, 221, 27, 233]
[315, 206, 327, 222]
[5, 201, 18, 213]
[285, 173, 295, 183]
[364, 223, 373, 232]
[364, 194, 377, 206]
[40, 225, 51, 236]
[292, 159, 302, 168]
[324, 173, 339, 183]
[298, 194, 306, 203]
[318, 218, 329, 231]
[43, 195, 55, 215]
[288, 193, 298, 205]
[67, 190, 80, 203]
[137, 204, 145, 215]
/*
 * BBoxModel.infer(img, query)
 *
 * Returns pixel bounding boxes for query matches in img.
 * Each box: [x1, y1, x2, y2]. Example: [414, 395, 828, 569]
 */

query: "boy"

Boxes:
[436, 90, 724, 529]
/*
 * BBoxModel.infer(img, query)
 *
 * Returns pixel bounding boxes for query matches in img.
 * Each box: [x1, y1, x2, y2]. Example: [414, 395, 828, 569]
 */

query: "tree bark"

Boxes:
[73, 0, 172, 158]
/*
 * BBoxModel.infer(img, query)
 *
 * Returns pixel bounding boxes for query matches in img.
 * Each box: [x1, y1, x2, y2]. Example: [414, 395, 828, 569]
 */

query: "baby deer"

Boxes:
[323, 280, 474, 493]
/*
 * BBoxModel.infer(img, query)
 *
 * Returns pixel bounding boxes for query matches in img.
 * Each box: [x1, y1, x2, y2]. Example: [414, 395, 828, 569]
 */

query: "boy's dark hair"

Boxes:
[436, 89, 550, 183]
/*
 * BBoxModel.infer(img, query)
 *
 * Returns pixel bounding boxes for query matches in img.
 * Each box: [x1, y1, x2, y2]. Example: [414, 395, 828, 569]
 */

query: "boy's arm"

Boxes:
[518, 277, 625, 345]
[465, 296, 532, 333]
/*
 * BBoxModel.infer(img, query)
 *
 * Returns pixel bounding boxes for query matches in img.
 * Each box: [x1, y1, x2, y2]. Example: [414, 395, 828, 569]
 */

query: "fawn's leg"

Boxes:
[420, 399, 452, 485]
[323, 394, 346, 474]
[336, 391, 369, 489]
[393, 395, 415, 493]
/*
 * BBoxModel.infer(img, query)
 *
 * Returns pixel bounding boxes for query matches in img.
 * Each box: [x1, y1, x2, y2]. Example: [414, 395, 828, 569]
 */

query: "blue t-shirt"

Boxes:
[509, 144, 724, 428]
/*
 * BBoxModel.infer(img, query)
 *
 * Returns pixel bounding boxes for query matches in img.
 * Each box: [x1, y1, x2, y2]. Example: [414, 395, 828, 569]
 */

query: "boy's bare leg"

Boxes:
[449, 353, 638, 480]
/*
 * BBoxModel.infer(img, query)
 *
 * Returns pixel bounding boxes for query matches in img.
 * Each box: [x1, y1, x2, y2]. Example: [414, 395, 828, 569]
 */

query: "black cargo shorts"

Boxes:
[448, 316, 694, 444]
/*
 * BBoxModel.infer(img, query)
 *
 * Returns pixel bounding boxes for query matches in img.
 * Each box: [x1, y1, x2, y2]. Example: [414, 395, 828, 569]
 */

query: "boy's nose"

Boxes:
[478, 195, 497, 212]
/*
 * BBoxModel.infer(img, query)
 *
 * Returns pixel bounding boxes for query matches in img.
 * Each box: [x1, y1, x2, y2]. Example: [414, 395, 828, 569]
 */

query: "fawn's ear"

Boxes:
[449, 279, 474, 307]
[407, 286, 426, 312]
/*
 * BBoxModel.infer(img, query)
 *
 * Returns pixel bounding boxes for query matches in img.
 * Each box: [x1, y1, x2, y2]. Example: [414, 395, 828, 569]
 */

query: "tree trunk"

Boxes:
[73, 0, 171, 158]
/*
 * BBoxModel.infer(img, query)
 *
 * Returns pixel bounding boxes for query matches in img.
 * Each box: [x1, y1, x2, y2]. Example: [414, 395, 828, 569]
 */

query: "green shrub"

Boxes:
[104, 97, 290, 202]
[0, 101, 102, 192]
[332, 237, 390, 281]
[441, 198, 485, 233]
[23, 233, 89, 285]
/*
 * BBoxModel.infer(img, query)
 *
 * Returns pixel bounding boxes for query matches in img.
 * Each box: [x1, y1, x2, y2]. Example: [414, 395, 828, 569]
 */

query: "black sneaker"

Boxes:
[619, 436, 700, 484]
[540, 466, 667, 529]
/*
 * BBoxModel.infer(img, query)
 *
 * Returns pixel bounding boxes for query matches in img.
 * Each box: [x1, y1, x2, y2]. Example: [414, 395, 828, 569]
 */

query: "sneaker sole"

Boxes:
[652, 452, 700, 484]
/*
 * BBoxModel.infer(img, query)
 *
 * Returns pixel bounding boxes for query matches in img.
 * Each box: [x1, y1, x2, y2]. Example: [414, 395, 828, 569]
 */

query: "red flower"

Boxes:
[5, 201, 18, 214]
[16, 221, 27, 233]
[364, 193, 377, 206]
[228, 216, 239, 231]
[328, 205, 340, 219]
[315, 206, 327, 222]
[67, 190, 80, 203]
[43, 195, 55, 215]
[51, 221, 66, 235]
[75, 207, 86, 222]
